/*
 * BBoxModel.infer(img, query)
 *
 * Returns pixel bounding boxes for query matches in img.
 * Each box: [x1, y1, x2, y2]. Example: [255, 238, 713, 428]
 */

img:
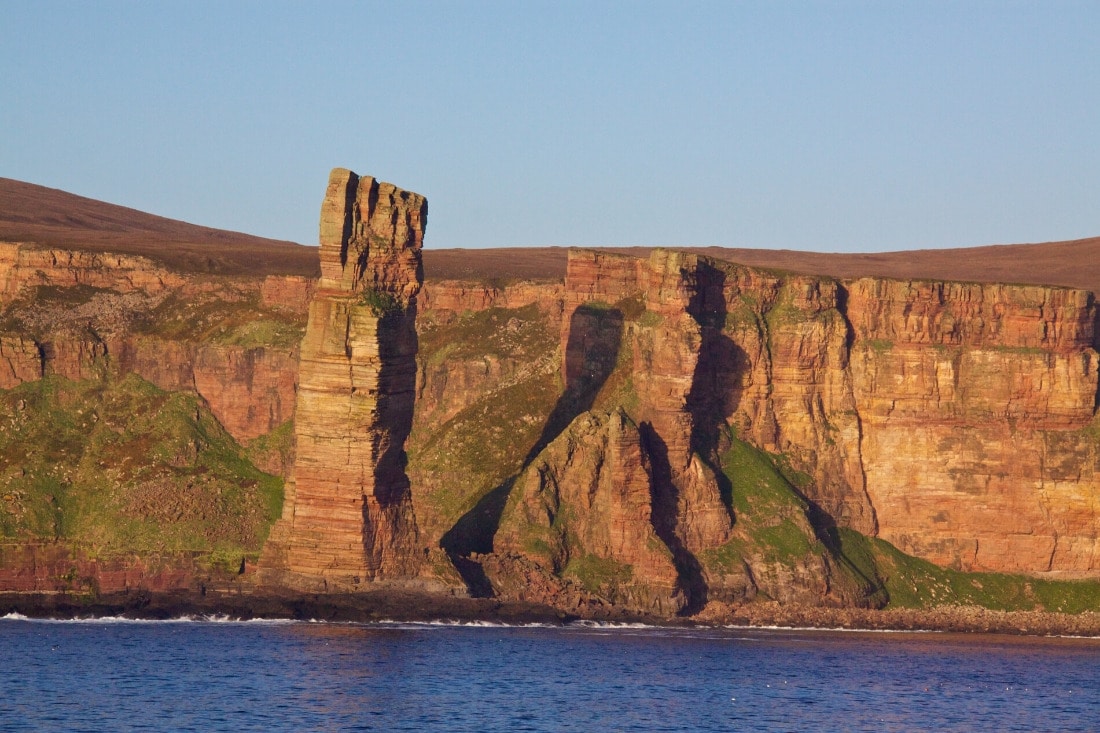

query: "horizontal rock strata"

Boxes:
[260, 169, 430, 590]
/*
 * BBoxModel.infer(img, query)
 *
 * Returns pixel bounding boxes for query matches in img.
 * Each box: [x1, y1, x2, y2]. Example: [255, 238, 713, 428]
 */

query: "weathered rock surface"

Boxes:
[553, 251, 737, 596]
[0, 241, 304, 447]
[260, 274, 314, 313]
[494, 409, 684, 615]
[0, 242, 185, 301]
[845, 279, 1100, 573]
[0, 542, 204, 595]
[260, 169, 434, 590]
[0, 335, 42, 388]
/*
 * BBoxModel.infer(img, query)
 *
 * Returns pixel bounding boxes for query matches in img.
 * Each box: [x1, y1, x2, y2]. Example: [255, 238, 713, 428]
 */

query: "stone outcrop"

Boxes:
[260, 169, 431, 589]
[260, 275, 314, 313]
[0, 329, 299, 447]
[0, 240, 303, 447]
[421, 280, 564, 320]
[191, 346, 298, 442]
[489, 250, 742, 610]
[494, 409, 684, 615]
[0, 542, 252, 596]
[0, 335, 42, 388]
[0, 242, 186, 302]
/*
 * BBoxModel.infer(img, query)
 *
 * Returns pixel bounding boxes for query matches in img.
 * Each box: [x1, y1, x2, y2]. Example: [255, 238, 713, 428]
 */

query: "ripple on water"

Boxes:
[1, 618, 1098, 731]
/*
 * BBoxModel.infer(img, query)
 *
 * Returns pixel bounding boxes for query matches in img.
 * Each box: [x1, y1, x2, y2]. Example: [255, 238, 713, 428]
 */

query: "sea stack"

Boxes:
[260, 168, 427, 589]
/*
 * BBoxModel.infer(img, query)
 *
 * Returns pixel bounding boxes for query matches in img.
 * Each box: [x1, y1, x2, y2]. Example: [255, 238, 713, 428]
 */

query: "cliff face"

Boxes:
[494, 409, 683, 614]
[4, 176, 1100, 615]
[260, 169, 431, 590]
[482, 250, 876, 612]
[0, 242, 186, 297]
[846, 280, 1100, 574]
[557, 252, 1100, 578]
[412, 246, 1100, 615]
[0, 241, 305, 446]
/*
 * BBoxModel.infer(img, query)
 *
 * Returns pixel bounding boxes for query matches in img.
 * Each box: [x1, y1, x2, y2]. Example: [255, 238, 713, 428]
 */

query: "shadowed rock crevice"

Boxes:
[441, 479, 513, 568]
[640, 423, 707, 615]
[831, 281, 879, 536]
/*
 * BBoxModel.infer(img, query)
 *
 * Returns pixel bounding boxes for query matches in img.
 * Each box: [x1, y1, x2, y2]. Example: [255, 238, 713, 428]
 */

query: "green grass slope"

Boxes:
[0, 374, 283, 568]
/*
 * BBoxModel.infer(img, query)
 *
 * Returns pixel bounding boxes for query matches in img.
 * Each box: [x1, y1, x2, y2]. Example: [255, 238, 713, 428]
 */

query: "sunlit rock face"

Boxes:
[845, 279, 1100, 574]
[261, 168, 429, 589]
[489, 247, 1100, 597]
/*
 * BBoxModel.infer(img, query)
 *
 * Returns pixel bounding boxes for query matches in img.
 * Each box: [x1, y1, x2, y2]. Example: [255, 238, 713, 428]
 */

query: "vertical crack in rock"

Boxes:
[260, 168, 427, 589]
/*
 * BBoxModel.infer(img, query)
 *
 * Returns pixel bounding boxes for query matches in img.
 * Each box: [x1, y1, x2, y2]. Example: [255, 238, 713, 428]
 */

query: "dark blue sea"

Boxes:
[2, 614, 1098, 732]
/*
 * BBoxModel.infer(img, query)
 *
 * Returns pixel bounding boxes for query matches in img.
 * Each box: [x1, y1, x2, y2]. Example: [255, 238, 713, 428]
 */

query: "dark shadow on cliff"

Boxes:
[372, 308, 420, 508]
[640, 423, 708, 615]
[441, 304, 624, 595]
[440, 477, 514, 565]
[663, 259, 753, 613]
[803, 493, 888, 607]
[685, 261, 740, 515]
[362, 308, 422, 572]
[523, 304, 624, 465]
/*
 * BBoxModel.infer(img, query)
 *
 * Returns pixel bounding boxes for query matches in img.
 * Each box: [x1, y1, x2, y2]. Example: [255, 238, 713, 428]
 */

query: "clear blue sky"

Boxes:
[2, 1, 1097, 252]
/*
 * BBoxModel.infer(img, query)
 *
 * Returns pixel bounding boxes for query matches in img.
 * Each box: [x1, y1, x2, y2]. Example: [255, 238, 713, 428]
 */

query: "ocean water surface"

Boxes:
[1, 614, 1098, 732]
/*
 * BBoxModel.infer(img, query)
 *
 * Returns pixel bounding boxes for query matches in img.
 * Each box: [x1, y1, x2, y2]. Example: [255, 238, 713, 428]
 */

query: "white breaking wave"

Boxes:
[0, 612, 297, 625]
[363, 619, 558, 629]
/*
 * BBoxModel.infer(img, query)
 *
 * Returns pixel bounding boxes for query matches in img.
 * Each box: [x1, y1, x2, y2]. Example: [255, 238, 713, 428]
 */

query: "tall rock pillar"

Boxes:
[261, 168, 426, 588]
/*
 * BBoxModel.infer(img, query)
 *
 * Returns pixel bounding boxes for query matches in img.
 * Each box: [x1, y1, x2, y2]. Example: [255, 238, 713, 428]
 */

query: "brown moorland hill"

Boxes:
[4, 177, 1099, 294]
[0, 177, 319, 277]
[423, 239, 1100, 295]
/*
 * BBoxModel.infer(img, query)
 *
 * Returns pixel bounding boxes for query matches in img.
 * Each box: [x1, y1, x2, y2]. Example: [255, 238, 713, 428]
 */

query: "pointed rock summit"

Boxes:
[261, 168, 428, 589]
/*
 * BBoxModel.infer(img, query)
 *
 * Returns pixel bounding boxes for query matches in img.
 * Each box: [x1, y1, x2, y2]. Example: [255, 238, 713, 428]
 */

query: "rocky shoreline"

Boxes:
[4, 589, 1100, 638]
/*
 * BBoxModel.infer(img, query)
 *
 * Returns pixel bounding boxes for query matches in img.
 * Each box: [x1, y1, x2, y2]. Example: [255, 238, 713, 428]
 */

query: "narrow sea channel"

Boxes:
[2, 614, 1098, 731]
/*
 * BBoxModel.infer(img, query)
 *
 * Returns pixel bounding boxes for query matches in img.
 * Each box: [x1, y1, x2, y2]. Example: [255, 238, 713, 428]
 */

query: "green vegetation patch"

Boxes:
[836, 529, 1100, 612]
[358, 288, 403, 317]
[411, 372, 561, 528]
[720, 436, 812, 519]
[0, 374, 283, 560]
[699, 435, 825, 573]
[418, 303, 558, 366]
[590, 337, 639, 415]
[563, 553, 634, 595]
[409, 303, 562, 550]
[220, 319, 303, 349]
[985, 344, 1048, 356]
[698, 433, 886, 605]
[245, 419, 295, 478]
[134, 291, 305, 347]
[762, 286, 810, 329]
[724, 300, 763, 332]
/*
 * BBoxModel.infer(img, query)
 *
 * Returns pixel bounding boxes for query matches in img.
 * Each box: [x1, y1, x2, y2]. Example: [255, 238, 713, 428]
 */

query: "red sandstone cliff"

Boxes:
[846, 279, 1100, 574]
[0, 241, 304, 448]
[411, 245, 1100, 616]
[542, 249, 1100, 581]
[3, 175, 1100, 615]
